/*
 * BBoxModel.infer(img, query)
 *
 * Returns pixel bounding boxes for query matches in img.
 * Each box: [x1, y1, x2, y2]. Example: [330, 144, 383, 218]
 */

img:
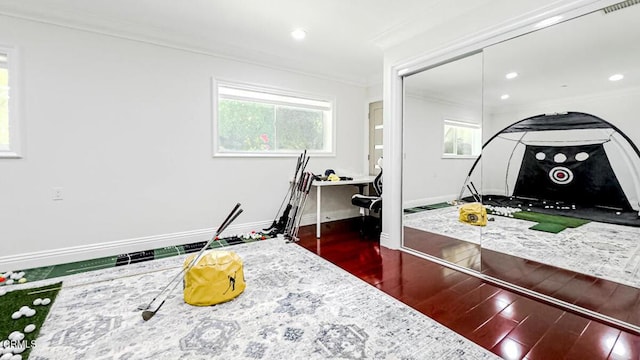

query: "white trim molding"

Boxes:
[0, 220, 271, 271]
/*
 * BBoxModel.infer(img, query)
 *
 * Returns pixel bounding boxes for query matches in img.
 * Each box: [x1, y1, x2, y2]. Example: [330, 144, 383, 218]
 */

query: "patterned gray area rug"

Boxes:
[405, 206, 640, 289]
[27, 238, 497, 359]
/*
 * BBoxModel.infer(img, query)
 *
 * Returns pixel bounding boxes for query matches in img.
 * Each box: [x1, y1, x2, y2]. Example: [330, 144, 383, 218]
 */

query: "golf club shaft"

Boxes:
[142, 208, 243, 321]
[142, 204, 242, 311]
[292, 173, 315, 240]
[265, 152, 304, 230]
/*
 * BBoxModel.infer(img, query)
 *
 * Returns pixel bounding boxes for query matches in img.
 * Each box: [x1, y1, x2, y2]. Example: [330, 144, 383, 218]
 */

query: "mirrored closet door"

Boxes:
[402, 1, 640, 331]
[402, 52, 483, 271]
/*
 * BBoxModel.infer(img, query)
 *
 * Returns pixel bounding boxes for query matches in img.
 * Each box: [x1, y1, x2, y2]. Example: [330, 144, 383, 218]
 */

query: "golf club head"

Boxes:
[142, 299, 165, 321]
[141, 310, 156, 321]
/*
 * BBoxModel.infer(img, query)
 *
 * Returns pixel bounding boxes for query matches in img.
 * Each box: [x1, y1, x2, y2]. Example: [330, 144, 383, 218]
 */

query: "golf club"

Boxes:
[141, 203, 243, 321]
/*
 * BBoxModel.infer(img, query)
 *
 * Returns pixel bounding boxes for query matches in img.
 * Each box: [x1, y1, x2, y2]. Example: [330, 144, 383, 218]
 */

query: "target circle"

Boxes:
[549, 166, 573, 185]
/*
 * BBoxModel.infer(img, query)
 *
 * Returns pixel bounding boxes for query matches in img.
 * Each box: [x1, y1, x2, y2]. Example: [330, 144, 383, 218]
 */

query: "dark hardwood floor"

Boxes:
[295, 219, 640, 360]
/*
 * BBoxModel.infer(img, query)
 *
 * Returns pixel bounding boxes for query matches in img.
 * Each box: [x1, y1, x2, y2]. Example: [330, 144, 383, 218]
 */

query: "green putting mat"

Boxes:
[14, 235, 266, 284]
[153, 246, 186, 260]
[528, 222, 568, 233]
[44, 256, 118, 279]
[513, 211, 590, 228]
[0, 282, 62, 359]
[422, 202, 453, 209]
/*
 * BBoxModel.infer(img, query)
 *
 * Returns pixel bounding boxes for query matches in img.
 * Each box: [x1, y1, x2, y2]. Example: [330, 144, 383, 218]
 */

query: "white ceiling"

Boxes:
[405, 3, 640, 110]
[0, 0, 493, 86]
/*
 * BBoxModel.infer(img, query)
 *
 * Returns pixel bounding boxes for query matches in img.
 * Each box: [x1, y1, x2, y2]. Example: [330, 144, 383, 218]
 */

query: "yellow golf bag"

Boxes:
[183, 250, 246, 306]
[459, 202, 487, 226]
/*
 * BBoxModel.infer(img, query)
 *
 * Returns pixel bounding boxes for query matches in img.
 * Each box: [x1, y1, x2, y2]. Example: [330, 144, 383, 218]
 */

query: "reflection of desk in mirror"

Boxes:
[313, 176, 376, 238]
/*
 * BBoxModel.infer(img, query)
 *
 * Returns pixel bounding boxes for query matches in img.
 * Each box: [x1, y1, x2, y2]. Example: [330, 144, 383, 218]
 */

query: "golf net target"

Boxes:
[471, 112, 640, 217]
[549, 166, 574, 185]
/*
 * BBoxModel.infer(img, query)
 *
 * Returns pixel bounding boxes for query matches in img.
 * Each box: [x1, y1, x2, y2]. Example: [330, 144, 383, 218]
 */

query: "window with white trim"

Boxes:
[214, 81, 334, 156]
[0, 46, 20, 158]
[443, 119, 481, 157]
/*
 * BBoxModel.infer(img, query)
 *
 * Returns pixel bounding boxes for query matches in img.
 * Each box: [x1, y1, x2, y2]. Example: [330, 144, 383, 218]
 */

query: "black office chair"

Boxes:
[351, 168, 382, 237]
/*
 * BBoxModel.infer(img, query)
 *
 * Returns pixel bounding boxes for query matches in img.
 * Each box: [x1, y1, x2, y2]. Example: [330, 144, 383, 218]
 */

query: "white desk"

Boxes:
[312, 176, 376, 238]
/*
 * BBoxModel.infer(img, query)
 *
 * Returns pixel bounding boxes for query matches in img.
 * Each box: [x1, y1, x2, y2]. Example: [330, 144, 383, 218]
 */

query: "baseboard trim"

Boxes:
[0, 221, 271, 271]
[379, 231, 395, 249]
[297, 209, 361, 227]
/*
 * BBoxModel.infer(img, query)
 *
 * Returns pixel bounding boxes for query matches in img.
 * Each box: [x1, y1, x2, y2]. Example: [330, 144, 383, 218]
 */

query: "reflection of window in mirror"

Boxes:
[443, 119, 481, 157]
[0, 46, 20, 158]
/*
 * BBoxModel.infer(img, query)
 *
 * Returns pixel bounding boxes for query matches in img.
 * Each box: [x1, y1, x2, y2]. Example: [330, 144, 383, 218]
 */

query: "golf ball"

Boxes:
[19, 306, 30, 314]
[5, 279, 14, 285]
[11, 346, 25, 354]
[17, 279, 26, 284]
[33, 298, 42, 306]
[9, 273, 21, 280]
[23, 324, 36, 333]
[25, 309, 36, 317]
[616, 211, 621, 215]
[8, 331, 24, 342]
[11, 311, 22, 320]
[11, 355, 22, 360]
[41, 298, 51, 305]
[0, 353, 12, 360]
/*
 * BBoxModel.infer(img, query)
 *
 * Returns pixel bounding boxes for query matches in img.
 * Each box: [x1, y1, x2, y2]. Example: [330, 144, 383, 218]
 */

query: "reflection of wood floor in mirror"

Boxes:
[404, 206, 640, 289]
[404, 206, 640, 327]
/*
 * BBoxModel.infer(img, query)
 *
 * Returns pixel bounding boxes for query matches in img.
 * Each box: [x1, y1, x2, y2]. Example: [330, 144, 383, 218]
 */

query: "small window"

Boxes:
[213, 81, 334, 156]
[0, 46, 20, 158]
[443, 119, 481, 157]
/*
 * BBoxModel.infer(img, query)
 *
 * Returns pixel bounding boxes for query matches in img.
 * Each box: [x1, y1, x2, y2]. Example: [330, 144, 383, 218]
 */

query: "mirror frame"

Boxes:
[386, 0, 639, 333]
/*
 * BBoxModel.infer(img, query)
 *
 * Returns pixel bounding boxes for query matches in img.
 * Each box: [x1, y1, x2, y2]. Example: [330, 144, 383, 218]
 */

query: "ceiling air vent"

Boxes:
[602, 0, 640, 14]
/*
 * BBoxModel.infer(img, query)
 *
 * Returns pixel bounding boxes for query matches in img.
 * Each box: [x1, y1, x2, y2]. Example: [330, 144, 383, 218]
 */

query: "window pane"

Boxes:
[456, 127, 473, 155]
[218, 99, 275, 152]
[443, 120, 481, 157]
[275, 106, 324, 151]
[443, 125, 455, 154]
[215, 81, 334, 156]
[0, 66, 8, 149]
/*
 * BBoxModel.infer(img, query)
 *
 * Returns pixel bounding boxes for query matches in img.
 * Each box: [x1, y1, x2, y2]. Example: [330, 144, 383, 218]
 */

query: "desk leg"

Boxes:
[316, 186, 321, 238]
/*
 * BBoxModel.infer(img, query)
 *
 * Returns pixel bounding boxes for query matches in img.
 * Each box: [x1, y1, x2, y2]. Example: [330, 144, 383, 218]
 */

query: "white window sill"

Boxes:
[442, 154, 479, 160]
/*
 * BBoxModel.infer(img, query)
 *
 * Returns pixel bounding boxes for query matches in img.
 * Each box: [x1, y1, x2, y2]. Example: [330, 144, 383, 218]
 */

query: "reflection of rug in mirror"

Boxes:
[404, 206, 481, 244]
[404, 206, 640, 289]
[28, 239, 498, 359]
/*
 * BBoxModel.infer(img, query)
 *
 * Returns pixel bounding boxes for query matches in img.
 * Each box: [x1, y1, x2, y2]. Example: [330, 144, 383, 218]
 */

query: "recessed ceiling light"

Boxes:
[501, 94, 510, 100]
[505, 72, 518, 79]
[291, 29, 306, 40]
[534, 15, 563, 29]
[609, 74, 624, 81]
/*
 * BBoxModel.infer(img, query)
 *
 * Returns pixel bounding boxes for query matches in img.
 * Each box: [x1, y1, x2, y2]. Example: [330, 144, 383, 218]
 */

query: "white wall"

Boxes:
[403, 95, 481, 206]
[0, 15, 367, 270]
